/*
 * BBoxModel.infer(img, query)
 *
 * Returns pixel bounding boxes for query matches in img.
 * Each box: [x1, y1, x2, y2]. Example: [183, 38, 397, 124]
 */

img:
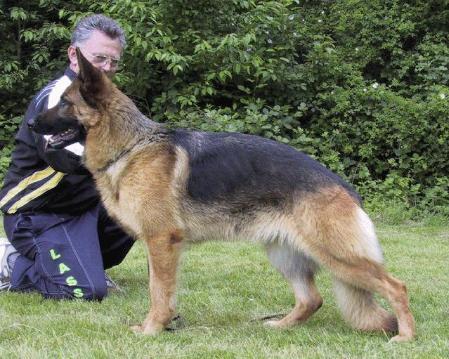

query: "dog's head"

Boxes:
[29, 48, 114, 149]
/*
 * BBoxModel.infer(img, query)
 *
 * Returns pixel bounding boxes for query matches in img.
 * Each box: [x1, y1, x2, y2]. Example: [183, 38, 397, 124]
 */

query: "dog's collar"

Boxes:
[95, 142, 139, 174]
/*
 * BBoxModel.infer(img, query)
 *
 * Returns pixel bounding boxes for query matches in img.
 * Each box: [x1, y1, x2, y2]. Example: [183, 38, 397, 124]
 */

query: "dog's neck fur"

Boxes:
[83, 92, 167, 174]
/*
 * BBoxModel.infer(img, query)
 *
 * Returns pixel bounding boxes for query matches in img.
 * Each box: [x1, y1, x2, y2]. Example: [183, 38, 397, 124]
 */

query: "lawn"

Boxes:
[0, 217, 448, 358]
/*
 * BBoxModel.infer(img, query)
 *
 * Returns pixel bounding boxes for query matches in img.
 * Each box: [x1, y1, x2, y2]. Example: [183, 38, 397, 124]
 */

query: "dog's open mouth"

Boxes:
[47, 127, 83, 149]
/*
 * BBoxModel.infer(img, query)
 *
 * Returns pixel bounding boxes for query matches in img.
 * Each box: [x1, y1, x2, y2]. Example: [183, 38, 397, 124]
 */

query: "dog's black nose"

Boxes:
[27, 117, 36, 129]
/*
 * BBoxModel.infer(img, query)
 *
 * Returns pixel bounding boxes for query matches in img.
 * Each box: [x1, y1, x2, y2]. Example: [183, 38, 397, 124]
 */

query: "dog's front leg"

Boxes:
[132, 231, 183, 335]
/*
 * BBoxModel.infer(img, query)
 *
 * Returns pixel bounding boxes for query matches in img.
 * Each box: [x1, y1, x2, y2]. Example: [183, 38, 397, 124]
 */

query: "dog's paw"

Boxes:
[131, 322, 165, 336]
[388, 334, 414, 343]
[264, 319, 284, 328]
[130, 325, 143, 334]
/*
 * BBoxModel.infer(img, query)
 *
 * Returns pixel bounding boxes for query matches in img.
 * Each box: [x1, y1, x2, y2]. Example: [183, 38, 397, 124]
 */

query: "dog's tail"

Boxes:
[333, 279, 398, 332]
[329, 207, 398, 332]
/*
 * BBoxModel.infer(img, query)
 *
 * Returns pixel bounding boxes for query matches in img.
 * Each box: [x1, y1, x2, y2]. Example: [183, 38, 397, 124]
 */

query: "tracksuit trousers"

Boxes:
[3, 203, 134, 300]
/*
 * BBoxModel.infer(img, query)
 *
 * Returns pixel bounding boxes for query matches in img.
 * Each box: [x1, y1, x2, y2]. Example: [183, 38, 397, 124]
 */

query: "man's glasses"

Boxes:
[81, 49, 120, 70]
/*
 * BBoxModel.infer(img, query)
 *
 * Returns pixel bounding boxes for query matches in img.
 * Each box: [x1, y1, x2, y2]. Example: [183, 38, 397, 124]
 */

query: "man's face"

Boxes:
[68, 30, 122, 77]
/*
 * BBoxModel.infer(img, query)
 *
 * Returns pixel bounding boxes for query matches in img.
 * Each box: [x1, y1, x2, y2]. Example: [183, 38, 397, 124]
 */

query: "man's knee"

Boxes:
[74, 281, 108, 301]
[42, 281, 108, 301]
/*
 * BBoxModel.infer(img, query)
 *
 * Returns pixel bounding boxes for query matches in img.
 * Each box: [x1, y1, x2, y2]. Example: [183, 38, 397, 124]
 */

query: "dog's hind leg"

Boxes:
[264, 242, 323, 328]
[332, 278, 398, 334]
[329, 260, 414, 342]
[330, 259, 415, 342]
[300, 191, 415, 342]
[132, 230, 183, 335]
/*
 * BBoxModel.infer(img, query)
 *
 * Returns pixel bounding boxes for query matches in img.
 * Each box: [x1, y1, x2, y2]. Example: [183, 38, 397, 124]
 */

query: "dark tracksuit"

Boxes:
[0, 67, 134, 300]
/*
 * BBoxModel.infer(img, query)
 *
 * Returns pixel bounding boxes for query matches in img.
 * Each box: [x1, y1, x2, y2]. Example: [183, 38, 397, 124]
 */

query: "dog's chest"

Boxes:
[104, 159, 127, 192]
[96, 160, 143, 236]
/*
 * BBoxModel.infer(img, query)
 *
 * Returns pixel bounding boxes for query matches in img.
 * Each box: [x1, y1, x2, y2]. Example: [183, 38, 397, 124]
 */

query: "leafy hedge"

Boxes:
[1, 0, 448, 214]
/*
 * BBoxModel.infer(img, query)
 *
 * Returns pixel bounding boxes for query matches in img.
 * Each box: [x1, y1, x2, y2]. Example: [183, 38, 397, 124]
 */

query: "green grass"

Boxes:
[0, 218, 448, 358]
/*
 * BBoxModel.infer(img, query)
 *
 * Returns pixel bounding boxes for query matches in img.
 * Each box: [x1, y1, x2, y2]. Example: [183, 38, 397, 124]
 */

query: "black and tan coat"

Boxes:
[30, 49, 415, 342]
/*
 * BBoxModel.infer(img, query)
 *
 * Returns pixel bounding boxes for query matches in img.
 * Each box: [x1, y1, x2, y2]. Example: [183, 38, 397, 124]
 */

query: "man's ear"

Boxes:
[76, 48, 110, 107]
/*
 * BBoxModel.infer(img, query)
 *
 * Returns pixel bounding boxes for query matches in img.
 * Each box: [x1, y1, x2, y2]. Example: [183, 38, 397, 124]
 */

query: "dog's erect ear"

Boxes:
[76, 48, 110, 107]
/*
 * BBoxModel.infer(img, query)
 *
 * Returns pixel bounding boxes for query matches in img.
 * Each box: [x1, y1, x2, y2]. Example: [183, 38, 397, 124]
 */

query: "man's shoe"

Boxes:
[0, 237, 18, 291]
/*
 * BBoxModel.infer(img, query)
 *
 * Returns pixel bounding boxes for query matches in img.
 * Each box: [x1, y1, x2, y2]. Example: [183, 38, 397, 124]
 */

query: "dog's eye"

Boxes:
[59, 98, 71, 107]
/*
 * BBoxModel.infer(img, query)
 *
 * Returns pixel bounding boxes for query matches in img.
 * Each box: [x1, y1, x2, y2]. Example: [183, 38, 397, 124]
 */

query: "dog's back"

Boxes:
[171, 129, 360, 205]
[170, 129, 362, 244]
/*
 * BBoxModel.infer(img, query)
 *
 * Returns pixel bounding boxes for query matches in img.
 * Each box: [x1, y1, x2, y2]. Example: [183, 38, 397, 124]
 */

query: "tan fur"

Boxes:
[333, 280, 397, 332]
[38, 50, 415, 341]
[264, 252, 323, 329]
[286, 187, 414, 341]
[92, 110, 414, 341]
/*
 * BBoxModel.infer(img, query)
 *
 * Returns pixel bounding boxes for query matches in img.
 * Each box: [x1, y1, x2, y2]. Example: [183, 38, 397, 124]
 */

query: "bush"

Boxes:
[1, 0, 448, 215]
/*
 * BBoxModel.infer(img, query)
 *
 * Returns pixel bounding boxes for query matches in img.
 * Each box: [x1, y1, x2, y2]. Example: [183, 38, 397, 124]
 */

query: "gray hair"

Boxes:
[71, 14, 126, 49]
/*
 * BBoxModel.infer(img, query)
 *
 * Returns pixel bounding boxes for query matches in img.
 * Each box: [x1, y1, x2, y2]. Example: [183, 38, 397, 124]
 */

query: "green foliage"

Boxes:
[1, 0, 448, 214]
[0, 115, 22, 183]
[0, 1, 78, 181]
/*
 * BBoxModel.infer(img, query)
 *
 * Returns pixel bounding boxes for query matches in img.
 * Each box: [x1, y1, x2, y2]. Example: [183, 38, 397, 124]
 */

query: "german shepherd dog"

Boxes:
[29, 49, 415, 342]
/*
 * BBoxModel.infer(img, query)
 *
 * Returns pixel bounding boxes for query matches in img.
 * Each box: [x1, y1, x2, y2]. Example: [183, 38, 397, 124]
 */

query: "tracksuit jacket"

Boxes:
[0, 67, 99, 215]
